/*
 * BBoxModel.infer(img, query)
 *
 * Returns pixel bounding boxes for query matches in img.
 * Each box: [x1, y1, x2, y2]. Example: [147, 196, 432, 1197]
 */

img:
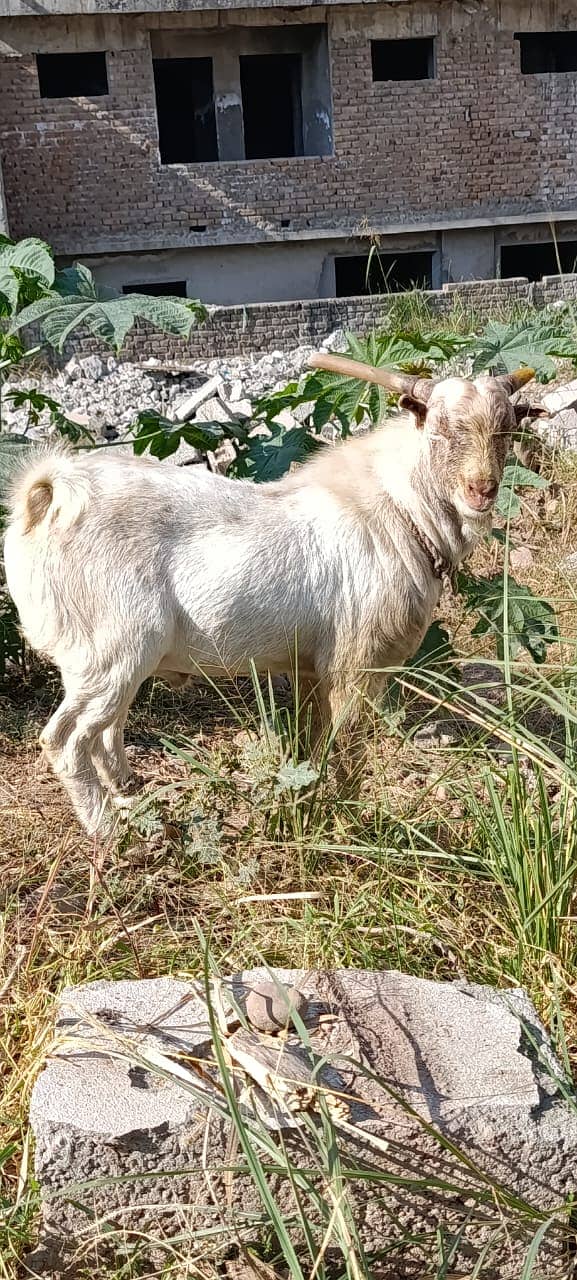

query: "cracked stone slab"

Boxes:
[30, 970, 577, 1278]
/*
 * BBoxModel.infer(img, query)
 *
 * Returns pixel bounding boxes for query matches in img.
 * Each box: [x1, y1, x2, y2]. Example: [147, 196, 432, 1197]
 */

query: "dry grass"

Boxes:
[2, 449, 577, 1278]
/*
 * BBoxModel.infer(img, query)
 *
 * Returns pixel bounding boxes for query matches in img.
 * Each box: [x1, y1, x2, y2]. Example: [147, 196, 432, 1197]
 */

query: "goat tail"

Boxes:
[8, 448, 89, 535]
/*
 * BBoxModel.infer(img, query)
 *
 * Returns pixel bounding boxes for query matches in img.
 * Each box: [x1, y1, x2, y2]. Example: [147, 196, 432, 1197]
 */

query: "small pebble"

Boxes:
[244, 981, 308, 1033]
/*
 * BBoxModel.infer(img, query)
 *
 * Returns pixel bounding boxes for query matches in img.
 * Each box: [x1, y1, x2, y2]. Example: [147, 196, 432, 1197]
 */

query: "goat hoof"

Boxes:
[111, 792, 139, 813]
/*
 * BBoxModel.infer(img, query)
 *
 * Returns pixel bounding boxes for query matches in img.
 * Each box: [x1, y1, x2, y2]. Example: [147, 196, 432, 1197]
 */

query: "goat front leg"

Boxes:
[327, 674, 387, 799]
[297, 676, 331, 759]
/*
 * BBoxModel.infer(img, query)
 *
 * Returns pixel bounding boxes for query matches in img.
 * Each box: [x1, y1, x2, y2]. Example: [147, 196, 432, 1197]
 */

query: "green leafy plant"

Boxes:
[469, 314, 577, 381]
[457, 571, 559, 663]
[494, 457, 549, 518]
[131, 410, 229, 460]
[10, 261, 206, 354]
[0, 236, 54, 316]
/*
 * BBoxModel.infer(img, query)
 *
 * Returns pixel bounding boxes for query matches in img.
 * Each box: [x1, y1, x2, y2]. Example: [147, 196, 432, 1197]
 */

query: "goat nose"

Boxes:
[466, 479, 498, 500]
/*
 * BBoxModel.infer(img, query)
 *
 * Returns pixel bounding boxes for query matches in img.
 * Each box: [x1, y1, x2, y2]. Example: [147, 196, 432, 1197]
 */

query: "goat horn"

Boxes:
[496, 367, 536, 394]
[308, 353, 436, 400]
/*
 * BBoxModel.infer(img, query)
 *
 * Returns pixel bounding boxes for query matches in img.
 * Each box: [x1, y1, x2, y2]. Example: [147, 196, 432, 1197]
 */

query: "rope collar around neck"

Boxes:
[396, 507, 455, 591]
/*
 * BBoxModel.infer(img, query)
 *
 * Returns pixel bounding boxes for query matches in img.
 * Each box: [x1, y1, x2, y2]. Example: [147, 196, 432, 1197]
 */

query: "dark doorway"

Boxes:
[240, 53, 303, 159]
[335, 251, 434, 297]
[501, 241, 577, 282]
[153, 57, 218, 164]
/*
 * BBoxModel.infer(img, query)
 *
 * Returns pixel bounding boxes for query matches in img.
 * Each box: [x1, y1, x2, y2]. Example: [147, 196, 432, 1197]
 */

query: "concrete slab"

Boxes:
[30, 969, 577, 1277]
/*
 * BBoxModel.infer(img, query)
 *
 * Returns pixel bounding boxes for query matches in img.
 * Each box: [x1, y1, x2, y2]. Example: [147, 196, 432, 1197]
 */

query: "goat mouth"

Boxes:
[456, 489, 495, 517]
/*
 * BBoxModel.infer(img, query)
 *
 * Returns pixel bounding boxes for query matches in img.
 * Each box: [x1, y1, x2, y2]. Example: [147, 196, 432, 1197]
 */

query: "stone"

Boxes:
[173, 375, 224, 422]
[226, 378, 244, 403]
[542, 407, 577, 449]
[509, 545, 534, 571]
[30, 969, 577, 1278]
[459, 660, 506, 707]
[560, 550, 577, 578]
[541, 378, 577, 414]
[243, 980, 310, 1033]
[75, 355, 104, 382]
[320, 328, 348, 353]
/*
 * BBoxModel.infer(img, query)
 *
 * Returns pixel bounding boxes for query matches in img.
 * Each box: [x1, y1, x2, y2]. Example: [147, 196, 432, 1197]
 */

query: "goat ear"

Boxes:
[398, 393, 428, 430]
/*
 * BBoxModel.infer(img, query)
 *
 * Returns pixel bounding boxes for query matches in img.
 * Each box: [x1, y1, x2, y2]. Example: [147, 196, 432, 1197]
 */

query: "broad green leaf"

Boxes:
[53, 263, 114, 300]
[0, 237, 54, 314]
[12, 265, 206, 353]
[495, 455, 549, 518]
[131, 410, 225, 459]
[470, 321, 558, 381]
[0, 236, 54, 286]
[230, 421, 321, 482]
[408, 621, 458, 673]
[458, 570, 558, 663]
[131, 293, 207, 335]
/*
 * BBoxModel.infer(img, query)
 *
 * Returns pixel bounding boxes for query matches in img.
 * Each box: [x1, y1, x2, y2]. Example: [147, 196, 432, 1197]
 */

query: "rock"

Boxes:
[191, 398, 230, 428]
[272, 408, 298, 430]
[561, 550, 577, 578]
[75, 355, 104, 382]
[320, 328, 347, 353]
[30, 969, 577, 1278]
[226, 378, 244, 403]
[243, 981, 309, 1033]
[542, 407, 577, 449]
[542, 378, 577, 414]
[509, 545, 534, 571]
[412, 718, 468, 749]
[460, 660, 506, 707]
[173, 374, 223, 422]
[63, 356, 81, 382]
[227, 397, 252, 418]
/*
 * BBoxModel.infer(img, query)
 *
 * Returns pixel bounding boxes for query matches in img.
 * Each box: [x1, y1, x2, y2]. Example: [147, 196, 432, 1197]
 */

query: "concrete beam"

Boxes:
[43, 206, 577, 259]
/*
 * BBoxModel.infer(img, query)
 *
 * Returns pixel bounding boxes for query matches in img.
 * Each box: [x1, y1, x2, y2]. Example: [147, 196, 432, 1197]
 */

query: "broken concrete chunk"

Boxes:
[542, 407, 577, 449]
[30, 969, 577, 1277]
[542, 378, 577, 414]
[173, 374, 223, 422]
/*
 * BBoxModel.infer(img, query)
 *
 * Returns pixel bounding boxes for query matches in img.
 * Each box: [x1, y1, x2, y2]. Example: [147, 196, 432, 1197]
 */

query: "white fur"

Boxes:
[3, 393, 505, 835]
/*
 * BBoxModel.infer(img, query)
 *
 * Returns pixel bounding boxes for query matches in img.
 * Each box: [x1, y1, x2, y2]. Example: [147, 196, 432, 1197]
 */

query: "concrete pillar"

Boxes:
[212, 51, 244, 162]
[441, 228, 496, 282]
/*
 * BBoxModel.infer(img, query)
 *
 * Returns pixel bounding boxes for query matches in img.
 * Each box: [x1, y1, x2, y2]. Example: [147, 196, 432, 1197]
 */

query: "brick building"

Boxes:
[1, 0, 577, 306]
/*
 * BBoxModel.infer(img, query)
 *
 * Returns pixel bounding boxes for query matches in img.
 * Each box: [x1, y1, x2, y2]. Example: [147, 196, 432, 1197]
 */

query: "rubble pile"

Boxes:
[3, 331, 348, 442]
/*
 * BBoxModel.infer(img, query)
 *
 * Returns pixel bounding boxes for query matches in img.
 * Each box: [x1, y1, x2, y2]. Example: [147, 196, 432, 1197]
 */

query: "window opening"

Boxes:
[370, 38, 434, 82]
[240, 53, 303, 159]
[153, 57, 218, 164]
[501, 241, 577, 281]
[122, 281, 188, 296]
[515, 32, 577, 74]
[335, 251, 433, 296]
[37, 52, 109, 98]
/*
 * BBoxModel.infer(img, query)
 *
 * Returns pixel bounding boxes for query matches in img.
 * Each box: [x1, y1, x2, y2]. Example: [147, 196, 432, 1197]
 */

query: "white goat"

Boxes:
[3, 357, 536, 835]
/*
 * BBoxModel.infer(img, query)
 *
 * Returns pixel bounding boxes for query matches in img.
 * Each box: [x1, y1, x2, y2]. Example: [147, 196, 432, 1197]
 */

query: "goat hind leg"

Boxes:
[40, 691, 112, 835]
[92, 708, 134, 795]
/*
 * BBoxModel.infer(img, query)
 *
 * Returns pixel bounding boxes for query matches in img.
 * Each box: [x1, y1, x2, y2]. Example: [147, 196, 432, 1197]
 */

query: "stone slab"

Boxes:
[30, 969, 577, 1277]
[542, 379, 577, 415]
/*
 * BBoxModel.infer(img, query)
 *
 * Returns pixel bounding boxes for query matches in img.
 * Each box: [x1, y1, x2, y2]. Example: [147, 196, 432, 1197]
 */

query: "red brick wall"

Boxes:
[1, 1, 576, 255]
